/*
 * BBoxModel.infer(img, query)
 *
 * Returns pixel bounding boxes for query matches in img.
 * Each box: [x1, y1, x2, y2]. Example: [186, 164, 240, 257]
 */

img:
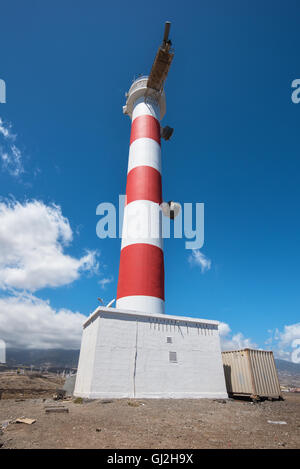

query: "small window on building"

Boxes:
[169, 351, 177, 363]
[167, 336, 172, 344]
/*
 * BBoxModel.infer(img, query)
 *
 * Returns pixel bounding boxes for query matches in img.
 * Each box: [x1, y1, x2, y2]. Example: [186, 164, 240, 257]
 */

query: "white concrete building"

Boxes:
[74, 306, 227, 399]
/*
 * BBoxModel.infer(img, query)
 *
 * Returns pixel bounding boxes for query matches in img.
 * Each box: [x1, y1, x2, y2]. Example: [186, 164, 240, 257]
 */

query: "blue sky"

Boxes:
[0, 0, 299, 356]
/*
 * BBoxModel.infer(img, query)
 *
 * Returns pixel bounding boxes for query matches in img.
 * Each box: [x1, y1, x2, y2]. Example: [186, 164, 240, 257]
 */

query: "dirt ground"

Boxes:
[0, 392, 299, 449]
[0, 372, 64, 400]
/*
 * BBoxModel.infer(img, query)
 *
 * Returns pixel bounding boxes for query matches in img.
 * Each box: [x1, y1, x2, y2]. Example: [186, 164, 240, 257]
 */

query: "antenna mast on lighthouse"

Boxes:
[147, 21, 174, 93]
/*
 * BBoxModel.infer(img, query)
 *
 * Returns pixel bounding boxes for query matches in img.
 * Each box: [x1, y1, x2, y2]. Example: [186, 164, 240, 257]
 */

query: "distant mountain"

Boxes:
[275, 359, 300, 387]
[5, 348, 80, 370]
[4, 350, 300, 384]
[275, 359, 300, 375]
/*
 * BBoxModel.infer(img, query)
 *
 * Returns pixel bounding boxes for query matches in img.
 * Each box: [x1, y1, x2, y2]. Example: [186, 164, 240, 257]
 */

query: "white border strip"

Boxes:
[116, 296, 165, 315]
[132, 97, 160, 121]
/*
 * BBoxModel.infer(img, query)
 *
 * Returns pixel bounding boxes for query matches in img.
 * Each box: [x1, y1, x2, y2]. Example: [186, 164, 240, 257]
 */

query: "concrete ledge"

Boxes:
[83, 306, 220, 329]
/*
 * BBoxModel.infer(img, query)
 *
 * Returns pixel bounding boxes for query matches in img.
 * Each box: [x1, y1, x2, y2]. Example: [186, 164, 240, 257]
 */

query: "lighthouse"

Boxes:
[74, 23, 228, 399]
[116, 78, 165, 315]
[116, 22, 174, 315]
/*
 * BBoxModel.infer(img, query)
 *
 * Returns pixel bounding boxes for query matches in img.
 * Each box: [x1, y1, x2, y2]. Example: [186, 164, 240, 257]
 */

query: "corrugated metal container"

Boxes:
[222, 349, 282, 399]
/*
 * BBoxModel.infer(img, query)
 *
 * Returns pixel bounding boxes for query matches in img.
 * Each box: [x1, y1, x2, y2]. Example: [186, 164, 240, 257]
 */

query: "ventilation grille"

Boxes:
[169, 351, 177, 363]
[166, 337, 172, 343]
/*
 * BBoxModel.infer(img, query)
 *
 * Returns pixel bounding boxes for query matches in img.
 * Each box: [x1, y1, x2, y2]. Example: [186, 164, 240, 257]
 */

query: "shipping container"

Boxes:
[222, 349, 282, 400]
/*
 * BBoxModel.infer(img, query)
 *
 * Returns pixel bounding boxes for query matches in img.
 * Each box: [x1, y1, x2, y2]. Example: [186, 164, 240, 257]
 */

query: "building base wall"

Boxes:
[74, 307, 228, 399]
[73, 391, 228, 399]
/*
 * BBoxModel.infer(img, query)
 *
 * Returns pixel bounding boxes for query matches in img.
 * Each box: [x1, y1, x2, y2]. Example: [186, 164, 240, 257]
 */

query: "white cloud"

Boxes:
[188, 249, 211, 273]
[0, 293, 85, 349]
[98, 277, 113, 289]
[0, 199, 101, 349]
[0, 200, 98, 291]
[1, 144, 24, 177]
[266, 323, 300, 361]
[219, 321, 258, 351]
[0, 117, 15, 140]
[278, 323, 300, 348]
[219, 321, 300, 361]
[0, 117, 24, 177]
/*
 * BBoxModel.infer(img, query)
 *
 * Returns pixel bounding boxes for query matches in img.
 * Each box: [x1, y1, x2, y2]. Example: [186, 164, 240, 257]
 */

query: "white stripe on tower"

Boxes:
[116, 93, 165, 314]
[128, 138, 161, 174]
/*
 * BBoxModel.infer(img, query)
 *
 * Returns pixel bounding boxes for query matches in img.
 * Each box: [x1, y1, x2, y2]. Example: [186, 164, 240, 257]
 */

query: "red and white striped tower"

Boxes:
[116, 77, 166, 315]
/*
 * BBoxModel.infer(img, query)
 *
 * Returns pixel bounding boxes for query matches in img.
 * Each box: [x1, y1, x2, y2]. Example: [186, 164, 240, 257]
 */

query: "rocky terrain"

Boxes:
[0, 390, 299, 449]
[0, 357, 299, 449]
[0, 371, 64, 400]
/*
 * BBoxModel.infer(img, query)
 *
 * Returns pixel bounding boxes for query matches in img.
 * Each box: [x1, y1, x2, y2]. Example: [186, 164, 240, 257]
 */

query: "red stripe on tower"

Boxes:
[125, 166, 162, 205]
[130, 115, 161, 146]
[117, 244, 164, 300]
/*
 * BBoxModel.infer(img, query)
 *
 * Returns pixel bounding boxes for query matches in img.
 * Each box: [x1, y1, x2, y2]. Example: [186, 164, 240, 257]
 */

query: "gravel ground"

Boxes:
[0, 372, 64, 400]
[0, 393, 299, 449]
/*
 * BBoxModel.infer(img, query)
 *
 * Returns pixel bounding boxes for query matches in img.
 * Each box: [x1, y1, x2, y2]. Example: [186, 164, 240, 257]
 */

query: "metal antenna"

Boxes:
[106, 298, 115, 308]
[147, 21, 174, 93]
[163, 21, 171, 44]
